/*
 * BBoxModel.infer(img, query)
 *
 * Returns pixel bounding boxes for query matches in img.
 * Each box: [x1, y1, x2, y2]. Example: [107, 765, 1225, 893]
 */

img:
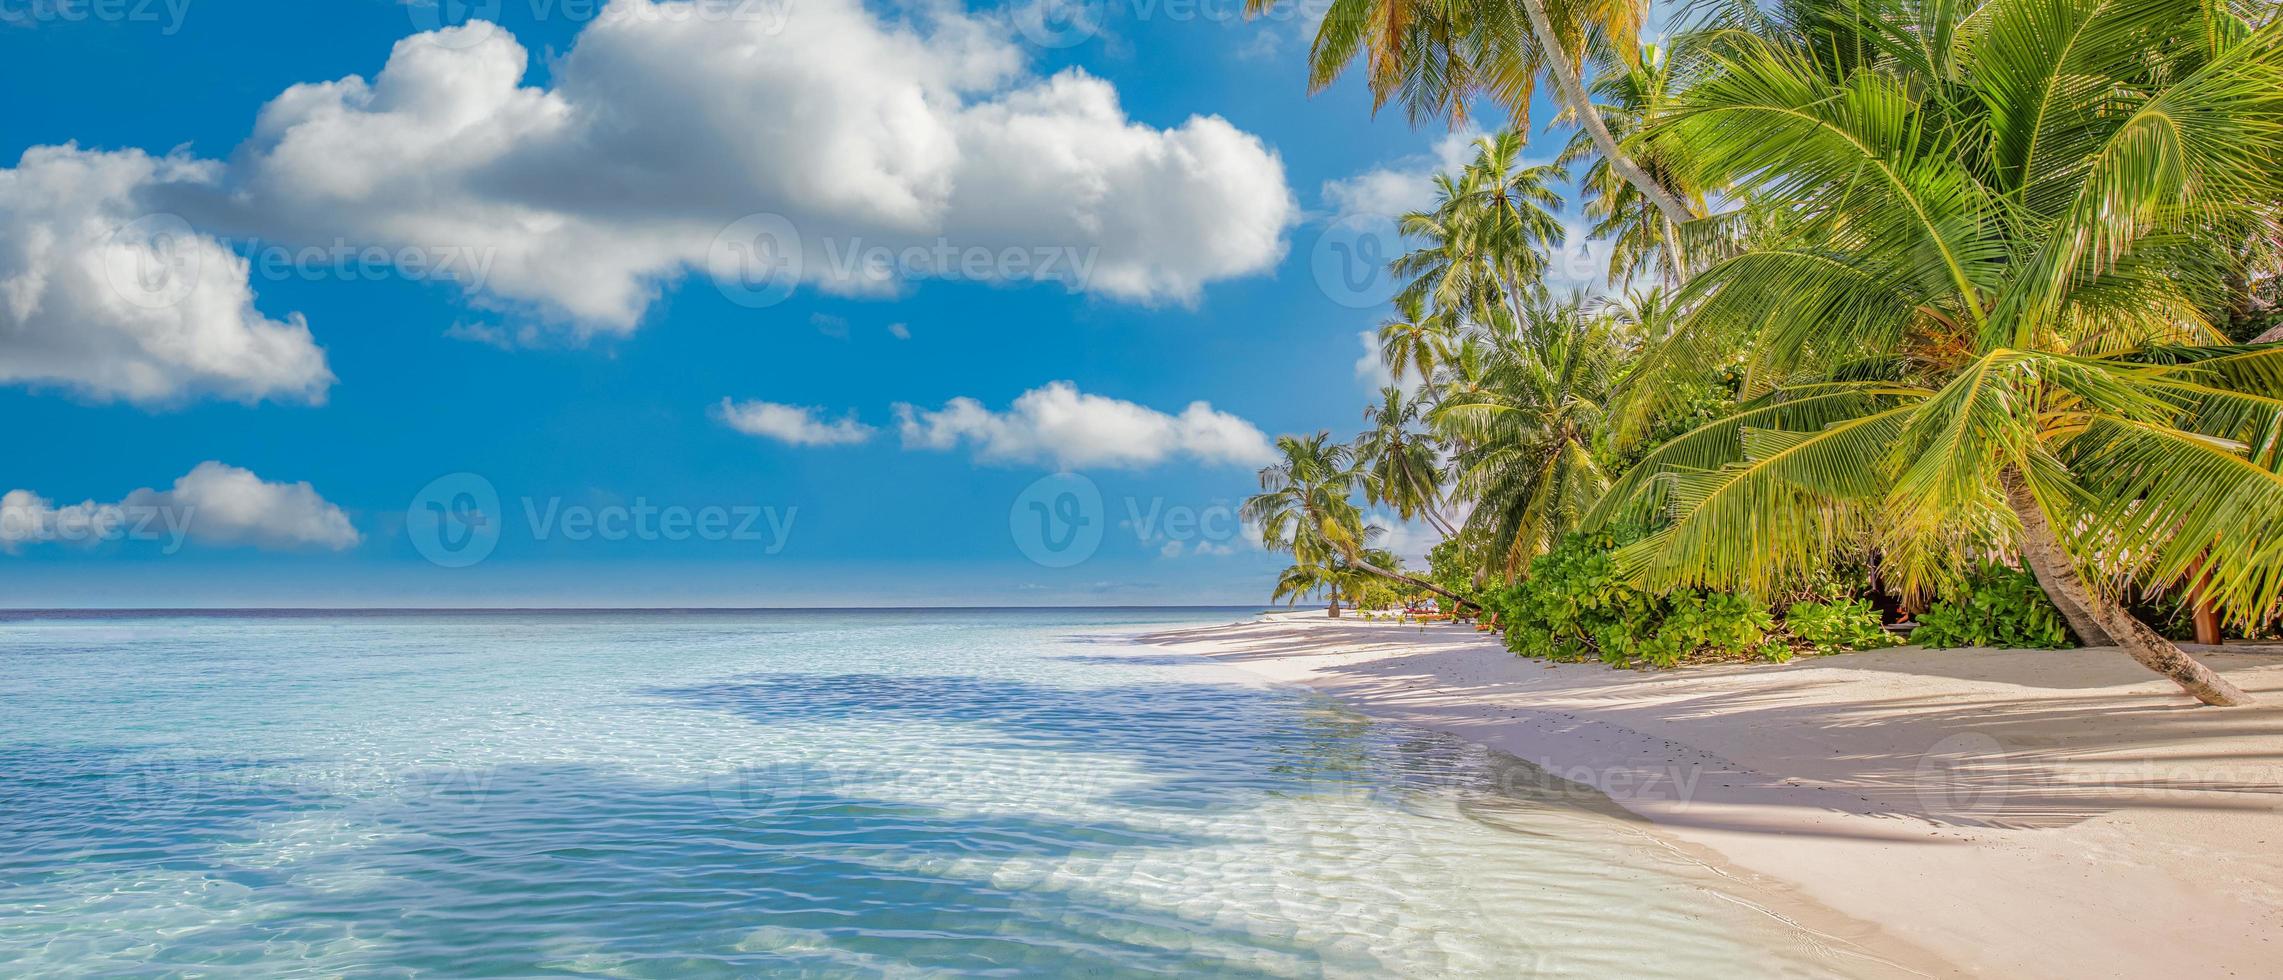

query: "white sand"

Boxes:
[1143, 612, 2283, 979]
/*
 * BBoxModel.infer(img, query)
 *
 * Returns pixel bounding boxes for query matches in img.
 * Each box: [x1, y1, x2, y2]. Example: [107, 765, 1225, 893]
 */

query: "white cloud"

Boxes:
[0, 145, 333, 405]
[218, 1, 1294, 333]
[1320, 130, 1482, 218]
[1354, 329, 1394, 389]
[716, 398, 876, 447]
[1, 461, 359, 552]
[1364, 511, 1439, 567]
[887, 321, 911, 340]
[894, 381, 1274, 470]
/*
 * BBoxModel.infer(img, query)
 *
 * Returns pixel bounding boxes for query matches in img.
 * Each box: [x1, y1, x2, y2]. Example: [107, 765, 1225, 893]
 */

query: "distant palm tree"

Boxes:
[1244, 432, 1470, 606]
[1272, 545, 1403, 617]
[1433, 301, 1622, 575]
[1356, 385, 1457, 537]
[1376, 294, 1458, 387]
[1393, 134, 1568, 322]
[1598, 0, 2283, 705]
[1466, 131, 1569, 307]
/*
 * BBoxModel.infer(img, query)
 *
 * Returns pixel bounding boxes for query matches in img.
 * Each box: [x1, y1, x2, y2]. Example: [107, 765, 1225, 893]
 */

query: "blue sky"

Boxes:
[0, 0, 1602, 607]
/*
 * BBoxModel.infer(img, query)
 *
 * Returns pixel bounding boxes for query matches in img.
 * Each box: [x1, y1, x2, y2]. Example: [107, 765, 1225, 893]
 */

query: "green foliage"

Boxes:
[1910, 563, 2074, 650]
[1490, 530, 1888, 669]
[1785, 595, 1898, 656]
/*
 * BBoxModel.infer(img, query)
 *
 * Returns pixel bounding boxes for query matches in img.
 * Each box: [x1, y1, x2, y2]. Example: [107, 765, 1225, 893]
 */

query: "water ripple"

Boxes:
[1, 611, 1890, 976]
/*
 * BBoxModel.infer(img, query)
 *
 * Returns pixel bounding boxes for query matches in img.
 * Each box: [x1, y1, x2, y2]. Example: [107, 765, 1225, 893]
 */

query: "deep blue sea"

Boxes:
[0, 609, 1881, 976]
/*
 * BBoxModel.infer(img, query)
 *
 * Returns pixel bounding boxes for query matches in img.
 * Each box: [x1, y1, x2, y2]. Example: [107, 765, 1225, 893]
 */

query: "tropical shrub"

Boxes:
[1785, 596, 1897, 656]
[1910, 563, 2073, 650]
[1489, 530, 1886, 669]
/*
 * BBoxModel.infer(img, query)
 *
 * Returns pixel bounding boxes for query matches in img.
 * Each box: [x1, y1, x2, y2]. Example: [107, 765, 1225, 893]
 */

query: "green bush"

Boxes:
[1489, 530, 1877, 669]
[1785, 596, 1898, 656]
[1910, 562, 2073, 649]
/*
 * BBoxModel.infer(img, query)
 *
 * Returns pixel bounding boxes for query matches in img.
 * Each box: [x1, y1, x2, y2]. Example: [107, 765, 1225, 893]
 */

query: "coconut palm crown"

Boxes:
[1597, 0, 2283, 704]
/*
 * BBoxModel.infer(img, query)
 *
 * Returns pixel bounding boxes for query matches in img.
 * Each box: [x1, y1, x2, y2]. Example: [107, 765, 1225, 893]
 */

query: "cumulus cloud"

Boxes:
[1363, 510, 1439, 567]
[220, 0, 1294, 332]
[6, 1, 1296, 405]
[894, 381, 1274, 470]
[1320, 130, 1482, 218]
[1354, 329, 1394, 388]
[0, 145, 333, 405]
[0, 461, 359, 552]
[715, 398, 876, 447]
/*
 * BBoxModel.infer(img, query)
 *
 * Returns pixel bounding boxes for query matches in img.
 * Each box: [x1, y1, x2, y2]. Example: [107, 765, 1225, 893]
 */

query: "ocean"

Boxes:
[0, 608, 1878, 976]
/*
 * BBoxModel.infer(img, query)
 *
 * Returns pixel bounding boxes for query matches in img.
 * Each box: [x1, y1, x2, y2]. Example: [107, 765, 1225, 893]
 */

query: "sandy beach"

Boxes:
[1143, 613, 2283, 979]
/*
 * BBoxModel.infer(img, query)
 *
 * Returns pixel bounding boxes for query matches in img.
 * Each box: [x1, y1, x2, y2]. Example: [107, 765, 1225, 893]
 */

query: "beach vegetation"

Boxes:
[1910, 563, 2075, 650]
[1254, 0, 2283, 703]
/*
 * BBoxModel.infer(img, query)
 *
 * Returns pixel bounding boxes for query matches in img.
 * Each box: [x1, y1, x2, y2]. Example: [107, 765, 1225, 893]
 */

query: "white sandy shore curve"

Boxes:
[1139, 612, 2283, 979]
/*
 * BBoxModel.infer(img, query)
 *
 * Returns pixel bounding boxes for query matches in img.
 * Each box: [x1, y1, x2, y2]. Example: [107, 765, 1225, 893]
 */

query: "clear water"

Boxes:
[0, 609, 1889, 977]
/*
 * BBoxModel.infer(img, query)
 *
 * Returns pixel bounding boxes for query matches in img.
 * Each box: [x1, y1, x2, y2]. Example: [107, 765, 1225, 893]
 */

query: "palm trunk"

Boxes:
[2002, 471, 2113, 646]
[1351, 557, 1478, 616]
[1514, 0, 1693, 233]
[2002, 472, 2253, 706]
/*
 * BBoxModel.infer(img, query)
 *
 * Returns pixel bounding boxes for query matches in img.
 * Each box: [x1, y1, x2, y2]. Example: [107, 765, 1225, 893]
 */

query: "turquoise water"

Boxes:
[1, 610, 1883, 976]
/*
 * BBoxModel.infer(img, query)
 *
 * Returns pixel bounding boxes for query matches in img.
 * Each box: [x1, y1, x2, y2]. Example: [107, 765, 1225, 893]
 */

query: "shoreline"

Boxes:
[1140, 612, 2283, 979]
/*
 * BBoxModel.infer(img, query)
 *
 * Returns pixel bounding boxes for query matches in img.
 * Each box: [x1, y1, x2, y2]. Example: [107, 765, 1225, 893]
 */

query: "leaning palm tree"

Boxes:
[1244, 432, 1471, 607]
[1254, 0, 1694, 229]
[1435, 300, 1623, 576]
[1556, 42, 1707, 285]
[1598, 0, 2283, 705]
[1273, 545, 1404, 616]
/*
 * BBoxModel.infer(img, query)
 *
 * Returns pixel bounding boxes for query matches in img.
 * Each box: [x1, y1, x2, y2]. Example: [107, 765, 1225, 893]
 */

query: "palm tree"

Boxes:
[1393, 134, 1569, 325]
[1272, 546, 1404, 616]
[1254, 0, 1694, 228]
[1597, 0, 2283, 705]
[1244, 432, 1472, 607]
[1556, 42, 1706, 285]
[1393, 171, 1504, 319]
[1357, 385, 1458, 536]
[1377, 294, 1459, 386]
[1467, 132, 1570, 298]
[1434, 300, 1623, 576]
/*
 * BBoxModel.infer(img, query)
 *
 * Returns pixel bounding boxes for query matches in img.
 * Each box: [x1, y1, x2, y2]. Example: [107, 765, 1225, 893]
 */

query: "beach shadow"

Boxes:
[1142, 622, 2283, 836]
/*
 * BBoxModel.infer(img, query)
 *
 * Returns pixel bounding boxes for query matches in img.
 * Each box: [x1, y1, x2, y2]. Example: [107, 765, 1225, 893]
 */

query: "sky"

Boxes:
[0, 0, 1620, 607]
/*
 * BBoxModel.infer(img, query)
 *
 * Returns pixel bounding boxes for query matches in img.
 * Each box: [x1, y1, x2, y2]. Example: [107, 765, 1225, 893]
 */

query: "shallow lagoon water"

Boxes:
[1, 609, 1888, 976]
